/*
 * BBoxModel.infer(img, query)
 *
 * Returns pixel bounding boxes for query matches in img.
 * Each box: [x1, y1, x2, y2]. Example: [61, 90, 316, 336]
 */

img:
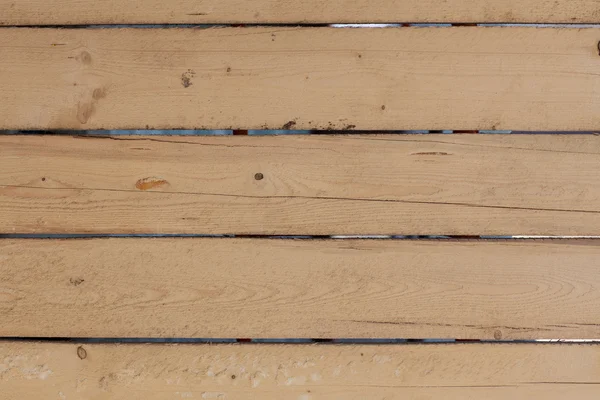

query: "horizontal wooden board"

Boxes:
[2, 238, 600, 338]
[3, 0, 600, 24]
[1, 27, 600, 130]
[2, 342, 600, 399]
[3, 134, 600, 235]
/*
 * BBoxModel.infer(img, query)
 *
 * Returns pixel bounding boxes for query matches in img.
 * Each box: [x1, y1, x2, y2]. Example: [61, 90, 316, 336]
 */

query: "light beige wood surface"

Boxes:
[2, 342, 599, 399]
[2, 0, 600, 24]
[3, 134, 600, 235]
[1, 238, 600, 339]
[1, 27, 600, 130]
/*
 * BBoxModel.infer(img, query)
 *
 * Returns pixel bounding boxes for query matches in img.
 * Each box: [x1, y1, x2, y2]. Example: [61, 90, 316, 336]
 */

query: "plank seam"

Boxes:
[4, 23, 600, 28]
[2, 235, 598, 240]
[1, 338, 599, 344]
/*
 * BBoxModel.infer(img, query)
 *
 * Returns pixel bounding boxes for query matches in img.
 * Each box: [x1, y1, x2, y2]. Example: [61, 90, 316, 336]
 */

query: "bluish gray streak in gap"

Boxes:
[0, 234, 409, 239]
[5, 23, 600, 29]
[0, 338, 446, 344]
[0, 130, 233, 136]
[3, 130, 600, 136]
[0, 234, 232, 239]
[333, 23, 600, 28]
[1, 337, 597, 343]
[0, 338, 501, 344]
[0, 234, 523, 239]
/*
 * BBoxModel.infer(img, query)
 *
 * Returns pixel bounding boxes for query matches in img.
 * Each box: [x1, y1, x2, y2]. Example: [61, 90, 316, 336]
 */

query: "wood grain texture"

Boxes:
[2, 342, 600, 399]
[2, 27, 600, 130]
[2, 238, 600, 339]
[3, 0, 600, 24]
[3, 134, 600, 235]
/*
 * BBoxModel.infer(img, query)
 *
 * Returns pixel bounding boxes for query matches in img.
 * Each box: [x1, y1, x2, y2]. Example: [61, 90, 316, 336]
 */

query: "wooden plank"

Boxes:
[3, 134, 600, 236]
[2, 342, 600, 399]
[2, 238, 600, 339]
[1, 27, 600, 130]
[3, 0, 600, 24]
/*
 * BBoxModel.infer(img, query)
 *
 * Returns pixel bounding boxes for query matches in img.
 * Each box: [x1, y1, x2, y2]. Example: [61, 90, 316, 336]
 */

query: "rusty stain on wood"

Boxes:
[135, 177, 169, 190]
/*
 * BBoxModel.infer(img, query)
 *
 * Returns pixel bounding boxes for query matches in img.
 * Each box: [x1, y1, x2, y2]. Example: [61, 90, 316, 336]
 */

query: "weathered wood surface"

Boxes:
[2, 0, 600, 24]
[1, 238, 600, 338]
[2, 134, 600, 235]
[1, 27, 600, 130]
[2, 342, 599, 399]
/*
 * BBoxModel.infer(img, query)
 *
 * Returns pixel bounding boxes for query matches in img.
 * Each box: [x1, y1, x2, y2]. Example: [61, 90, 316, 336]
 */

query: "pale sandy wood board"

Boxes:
[2, 134, 600, 235]
[3, 0, 600, 24]
[2, 342, 600, 399]
[1, 238, 600, 339]
[1, 27, 600, 130]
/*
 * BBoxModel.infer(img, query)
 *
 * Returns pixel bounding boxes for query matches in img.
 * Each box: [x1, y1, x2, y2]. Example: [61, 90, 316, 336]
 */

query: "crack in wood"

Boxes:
[3, 183, 600, 215]
[340, 319, 554, 332]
